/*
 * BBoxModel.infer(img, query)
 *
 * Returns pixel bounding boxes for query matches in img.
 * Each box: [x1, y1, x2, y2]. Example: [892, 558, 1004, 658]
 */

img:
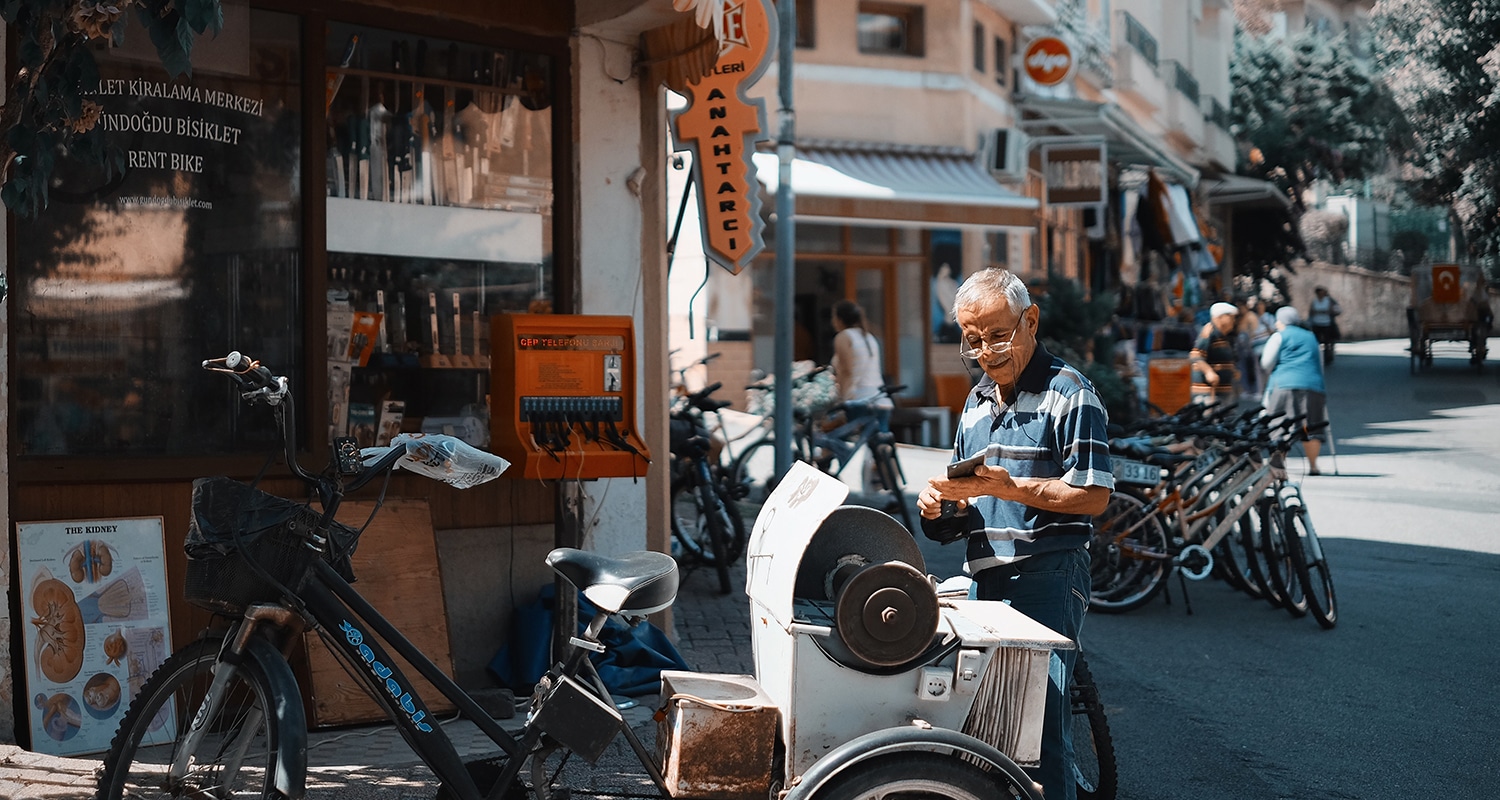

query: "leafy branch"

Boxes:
[0, 0, 223, 216]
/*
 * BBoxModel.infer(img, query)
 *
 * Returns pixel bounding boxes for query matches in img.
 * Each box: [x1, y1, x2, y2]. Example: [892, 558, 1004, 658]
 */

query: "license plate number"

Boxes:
[1111, 458, 1161, 486]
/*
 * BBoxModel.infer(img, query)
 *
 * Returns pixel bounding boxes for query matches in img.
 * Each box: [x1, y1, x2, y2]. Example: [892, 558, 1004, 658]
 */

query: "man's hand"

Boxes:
[923, 463, 1016, 517]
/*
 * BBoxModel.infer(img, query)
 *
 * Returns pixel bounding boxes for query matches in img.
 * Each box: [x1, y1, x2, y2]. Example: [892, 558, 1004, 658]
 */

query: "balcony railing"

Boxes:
[1122, 12, 1158, 69]
[1170, 61, 1199, 105]
[1207, 96, 1230, 130]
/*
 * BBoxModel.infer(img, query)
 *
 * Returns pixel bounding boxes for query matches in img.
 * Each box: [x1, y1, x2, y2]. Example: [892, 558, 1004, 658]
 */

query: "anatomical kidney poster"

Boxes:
[17, 517, 173, 756]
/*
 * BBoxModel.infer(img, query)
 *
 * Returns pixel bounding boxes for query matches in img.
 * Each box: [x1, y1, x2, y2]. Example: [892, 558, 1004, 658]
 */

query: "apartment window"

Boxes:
[994, 36, 1008, 86]
[973, 23, 986, 72]
[857, 3, 924, 57]
[797, 0, 816, 48]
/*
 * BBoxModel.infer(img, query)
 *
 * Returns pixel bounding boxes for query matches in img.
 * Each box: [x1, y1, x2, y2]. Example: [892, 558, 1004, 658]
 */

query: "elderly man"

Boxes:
[1191, 301, 1242, 405]
[917, 267, 1114, 800]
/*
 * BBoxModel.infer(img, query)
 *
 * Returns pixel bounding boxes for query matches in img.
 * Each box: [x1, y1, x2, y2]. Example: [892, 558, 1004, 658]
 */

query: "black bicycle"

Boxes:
[669, 380, 747, 594]
[96, 352, 683, 800]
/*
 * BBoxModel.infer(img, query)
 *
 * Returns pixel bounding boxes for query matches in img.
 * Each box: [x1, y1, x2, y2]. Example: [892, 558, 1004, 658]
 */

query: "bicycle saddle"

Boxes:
[545, 547, 679, 616]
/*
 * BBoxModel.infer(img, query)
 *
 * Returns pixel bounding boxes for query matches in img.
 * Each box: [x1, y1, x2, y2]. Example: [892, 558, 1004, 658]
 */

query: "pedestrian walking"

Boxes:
[1190, 301, 1241, 406]
[1308, 285, 1343, 365]
[1262, 306, 1331, 474]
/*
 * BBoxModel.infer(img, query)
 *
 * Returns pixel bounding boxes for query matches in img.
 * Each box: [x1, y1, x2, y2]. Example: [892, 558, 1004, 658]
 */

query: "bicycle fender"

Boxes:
[782, 725, 1041, 800]
[244, 635, 308, 800]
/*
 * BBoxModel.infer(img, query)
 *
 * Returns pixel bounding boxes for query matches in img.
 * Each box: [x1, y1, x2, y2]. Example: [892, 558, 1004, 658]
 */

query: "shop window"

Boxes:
[973, 23, 986, 72]
[849, 226, 892, 255]
[896, 228, 923, 255]
[857, 3, 924, 57]
[323, 23, 555, 448]
[930, 229, 963, 343]
[796, 223, 843, 253]
[13, 10, 303, 458]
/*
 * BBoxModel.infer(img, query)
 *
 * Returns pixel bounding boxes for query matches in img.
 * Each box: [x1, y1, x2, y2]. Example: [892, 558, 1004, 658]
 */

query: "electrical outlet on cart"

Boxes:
[918, 666, 952, 701]
[953, 649, 984, 694]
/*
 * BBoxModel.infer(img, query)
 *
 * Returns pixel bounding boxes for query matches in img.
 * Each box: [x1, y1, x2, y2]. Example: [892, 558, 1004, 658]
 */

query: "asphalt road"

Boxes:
[1043, 338, 1500, 800]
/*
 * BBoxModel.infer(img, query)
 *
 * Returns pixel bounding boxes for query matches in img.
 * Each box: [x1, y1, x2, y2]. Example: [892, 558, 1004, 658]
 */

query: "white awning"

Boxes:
[751, 147, 1039, 230]
[1201, 174, 1293, 210]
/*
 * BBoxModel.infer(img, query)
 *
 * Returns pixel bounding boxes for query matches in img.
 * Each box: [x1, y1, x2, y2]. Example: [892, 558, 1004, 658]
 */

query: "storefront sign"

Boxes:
[1023, 36, 1074, 87]
[670, 0, 778, 274]
[1043, 142, 1106, 206]
[17, 517, 173, 756]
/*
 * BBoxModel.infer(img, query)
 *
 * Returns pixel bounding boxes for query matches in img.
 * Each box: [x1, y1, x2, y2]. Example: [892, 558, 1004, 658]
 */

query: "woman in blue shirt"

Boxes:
[1261, 306, 1330, 474]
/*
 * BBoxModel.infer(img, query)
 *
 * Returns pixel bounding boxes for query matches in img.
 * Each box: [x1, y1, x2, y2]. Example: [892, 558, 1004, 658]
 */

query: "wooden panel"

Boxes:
[300, 499, 458, 727]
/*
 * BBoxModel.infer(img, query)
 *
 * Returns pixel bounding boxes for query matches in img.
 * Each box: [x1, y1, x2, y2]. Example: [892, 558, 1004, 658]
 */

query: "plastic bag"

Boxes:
[362, 433, 511, 489]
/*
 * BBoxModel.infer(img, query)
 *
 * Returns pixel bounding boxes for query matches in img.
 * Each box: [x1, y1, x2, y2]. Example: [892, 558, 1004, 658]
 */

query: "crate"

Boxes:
[657, 671, 779, 800]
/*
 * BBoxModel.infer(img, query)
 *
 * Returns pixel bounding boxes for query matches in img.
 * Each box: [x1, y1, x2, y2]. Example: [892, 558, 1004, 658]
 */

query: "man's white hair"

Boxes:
[953, 267, 1031, 317]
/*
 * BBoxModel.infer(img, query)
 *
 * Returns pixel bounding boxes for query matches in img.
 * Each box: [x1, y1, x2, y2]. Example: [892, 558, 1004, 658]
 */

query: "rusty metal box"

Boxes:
[657, 671, 780, 799]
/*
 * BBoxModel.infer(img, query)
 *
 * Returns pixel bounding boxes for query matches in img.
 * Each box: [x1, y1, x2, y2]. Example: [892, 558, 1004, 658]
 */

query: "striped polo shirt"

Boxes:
[951, 343, 1115, 572]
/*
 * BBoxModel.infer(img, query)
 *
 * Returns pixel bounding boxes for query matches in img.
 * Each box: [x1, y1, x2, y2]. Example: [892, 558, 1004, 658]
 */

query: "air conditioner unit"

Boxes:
[985, 128, 1030, 183]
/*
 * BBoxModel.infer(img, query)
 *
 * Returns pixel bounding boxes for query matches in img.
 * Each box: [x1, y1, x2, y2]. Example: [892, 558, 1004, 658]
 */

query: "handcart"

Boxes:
[650, 461, 1070, 800]
[1409, 263, 1492, 373]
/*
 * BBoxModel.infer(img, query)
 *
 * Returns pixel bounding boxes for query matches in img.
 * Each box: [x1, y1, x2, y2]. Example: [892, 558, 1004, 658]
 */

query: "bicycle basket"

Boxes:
[182, 476, 359, 615]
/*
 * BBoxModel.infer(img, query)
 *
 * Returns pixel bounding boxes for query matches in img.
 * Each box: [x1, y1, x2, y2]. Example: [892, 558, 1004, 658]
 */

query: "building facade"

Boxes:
[669, 0, 1257, 422]
[2, 0, 700, 747]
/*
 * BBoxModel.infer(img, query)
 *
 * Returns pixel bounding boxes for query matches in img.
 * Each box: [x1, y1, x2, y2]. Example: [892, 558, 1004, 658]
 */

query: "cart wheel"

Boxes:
[809, 752, 1038, 800]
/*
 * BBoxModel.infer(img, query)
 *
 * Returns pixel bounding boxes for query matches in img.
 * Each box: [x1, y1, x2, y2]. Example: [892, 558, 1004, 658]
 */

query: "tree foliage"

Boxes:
[1230, 28, 1407, 212]
[1372, 0, 1500, 259]
[1, 0, 223, 216]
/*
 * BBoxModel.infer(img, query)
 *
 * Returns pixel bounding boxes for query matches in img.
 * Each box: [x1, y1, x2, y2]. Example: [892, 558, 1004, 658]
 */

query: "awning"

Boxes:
[751, 146, 1039, 230]
[1201, 173, 1293, 210]
[1016, 96, 1200, 187]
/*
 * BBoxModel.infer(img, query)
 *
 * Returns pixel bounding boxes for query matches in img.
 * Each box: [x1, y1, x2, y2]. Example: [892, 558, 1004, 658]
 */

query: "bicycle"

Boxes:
[730, 382, 916, 534]
[1093, 412, 1319, 616]
[669, 380, 747, 594]
[94, 352, 675, 800]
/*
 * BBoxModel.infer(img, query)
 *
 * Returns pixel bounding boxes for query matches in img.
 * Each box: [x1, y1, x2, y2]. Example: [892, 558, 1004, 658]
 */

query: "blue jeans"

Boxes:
[972, 548, 1091, 800]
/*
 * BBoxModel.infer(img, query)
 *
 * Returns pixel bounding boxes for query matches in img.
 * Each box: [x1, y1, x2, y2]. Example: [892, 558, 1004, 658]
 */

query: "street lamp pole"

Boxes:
[773, 0, 797, 480]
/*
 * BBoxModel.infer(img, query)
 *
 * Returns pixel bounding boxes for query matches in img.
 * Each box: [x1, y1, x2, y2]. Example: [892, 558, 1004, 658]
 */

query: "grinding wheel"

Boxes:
[794, 506, 924, 601]
[833, 561, 940, 668]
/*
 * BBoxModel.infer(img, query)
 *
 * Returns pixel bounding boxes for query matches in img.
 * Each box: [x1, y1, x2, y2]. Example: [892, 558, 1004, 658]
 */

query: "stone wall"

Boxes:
[1282, 261, 1413, 340]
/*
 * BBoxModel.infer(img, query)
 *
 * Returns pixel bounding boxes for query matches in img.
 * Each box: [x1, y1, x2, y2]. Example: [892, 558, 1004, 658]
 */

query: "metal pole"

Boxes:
[773, 0, 797, 480]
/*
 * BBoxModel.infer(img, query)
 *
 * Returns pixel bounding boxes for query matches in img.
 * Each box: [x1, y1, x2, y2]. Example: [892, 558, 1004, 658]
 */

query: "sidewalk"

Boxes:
[2, 444, 952, 798]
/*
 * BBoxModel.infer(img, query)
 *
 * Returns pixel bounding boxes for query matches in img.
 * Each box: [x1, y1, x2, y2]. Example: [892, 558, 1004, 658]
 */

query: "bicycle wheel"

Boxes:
[728, 438, 780, 505]
[869, 438, 916, 534]
[1070, 656, 1118, 800]
[97, 635, 280, 800]
[670, 475, 746, 587]
[1258, 499, 1308, 617]
[1213, 500, 1264, 600]
[1236, 497, 1285, 607]
[1286, 504, 1338, 629]
[1088, 490, 1171, 613]
[811, 752, 1037, 800]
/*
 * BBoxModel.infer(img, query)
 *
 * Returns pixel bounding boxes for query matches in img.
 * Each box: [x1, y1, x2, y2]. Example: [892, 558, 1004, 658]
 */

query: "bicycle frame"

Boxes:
[233, 554, 671, 800]
[1109, 446, 1279, 562]
[808, 405, 899, 481]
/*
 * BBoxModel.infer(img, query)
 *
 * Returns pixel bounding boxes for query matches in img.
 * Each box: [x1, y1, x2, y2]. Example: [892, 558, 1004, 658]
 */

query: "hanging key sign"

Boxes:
[670, 0, 778, 275]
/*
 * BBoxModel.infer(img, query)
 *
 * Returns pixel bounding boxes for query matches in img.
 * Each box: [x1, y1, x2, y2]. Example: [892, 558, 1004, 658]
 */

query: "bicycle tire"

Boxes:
[1285, 504, 1338, 629]
[1214, 498, 1265, 599]
[1088, 490, 1170, 613]
[727, 438, 780, 505]
[670, 474, 747, 569]
[96, 635, 281, 800]
[869, 438, 916, 534]
[1237, 497, 1286, 607]
[1258, 498, 1308, 617]
[1070, 656, 1118, 800]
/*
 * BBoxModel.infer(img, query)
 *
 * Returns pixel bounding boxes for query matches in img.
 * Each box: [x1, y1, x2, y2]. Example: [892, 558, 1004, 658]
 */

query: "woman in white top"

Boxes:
[831, 300, 894, 429]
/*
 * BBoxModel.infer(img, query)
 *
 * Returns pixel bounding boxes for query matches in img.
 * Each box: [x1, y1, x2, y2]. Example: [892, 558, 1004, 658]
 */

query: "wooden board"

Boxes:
[299, 499, 458, 727]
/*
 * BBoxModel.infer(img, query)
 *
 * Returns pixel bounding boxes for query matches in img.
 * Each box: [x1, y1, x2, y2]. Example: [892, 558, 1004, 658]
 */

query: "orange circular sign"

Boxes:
[1023, 36, 1074, 86]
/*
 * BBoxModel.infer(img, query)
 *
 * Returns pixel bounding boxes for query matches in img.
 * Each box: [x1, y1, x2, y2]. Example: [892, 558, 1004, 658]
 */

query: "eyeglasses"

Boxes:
[958, 318, 1024, 360]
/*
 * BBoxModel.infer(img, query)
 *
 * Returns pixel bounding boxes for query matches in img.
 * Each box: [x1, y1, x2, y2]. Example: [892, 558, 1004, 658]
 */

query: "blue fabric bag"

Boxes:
[488, 582, 691, 697]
